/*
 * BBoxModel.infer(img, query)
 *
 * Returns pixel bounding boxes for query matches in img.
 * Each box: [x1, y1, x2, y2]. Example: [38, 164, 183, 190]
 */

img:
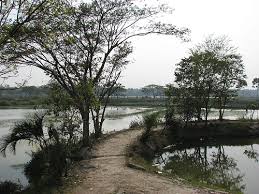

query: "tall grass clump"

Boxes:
[140, 112, 160, 142]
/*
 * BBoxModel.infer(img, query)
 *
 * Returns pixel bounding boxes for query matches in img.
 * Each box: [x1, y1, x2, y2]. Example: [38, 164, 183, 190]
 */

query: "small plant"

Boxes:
[0, 181, 22, 194]
[140, 112, 160, 142]
[0, 111, 81, 189]
[129, 118, 143, 129]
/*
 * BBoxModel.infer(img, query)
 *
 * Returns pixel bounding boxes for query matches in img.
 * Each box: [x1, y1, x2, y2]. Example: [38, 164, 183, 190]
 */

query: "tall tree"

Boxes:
[0, 0, 50, 85]
[196, 36, 247, 121]
[252, 78, 259, 119]
[142, 84, 165, 98]
[252, 78, 259, 98]
[3, 0, 189, 145]
[174, 36, 247, 124]
[175, 50, 217, 124]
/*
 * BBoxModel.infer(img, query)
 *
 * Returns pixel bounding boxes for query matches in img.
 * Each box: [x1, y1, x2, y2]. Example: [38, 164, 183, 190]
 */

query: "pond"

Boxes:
[0, 107, 258, 191]
[151, 108, 259, 194]
[154, 144, 259, 194]
[0, 107, 150, 186]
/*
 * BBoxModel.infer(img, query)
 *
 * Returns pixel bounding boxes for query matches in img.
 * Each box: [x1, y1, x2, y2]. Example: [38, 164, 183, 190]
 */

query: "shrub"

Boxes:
[24, 143, 70, 188]
[140, 112, 160, 142]
[129, 118, 143, 129]
[1, 111, 81, 190]
[0, 181, 22, 194]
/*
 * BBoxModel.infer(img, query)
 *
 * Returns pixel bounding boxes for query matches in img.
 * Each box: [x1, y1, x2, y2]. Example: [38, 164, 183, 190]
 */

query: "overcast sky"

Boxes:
[12, 0, 259, 88]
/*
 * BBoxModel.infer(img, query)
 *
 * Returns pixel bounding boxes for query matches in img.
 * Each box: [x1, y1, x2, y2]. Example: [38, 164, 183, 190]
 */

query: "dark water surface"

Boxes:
[154, 144, 259, 194]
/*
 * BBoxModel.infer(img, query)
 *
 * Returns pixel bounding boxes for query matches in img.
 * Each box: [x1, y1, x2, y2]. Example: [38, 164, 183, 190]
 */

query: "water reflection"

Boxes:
[243, 145, 259, 162]
[0, 107, 150, 185]
[154, 144, 259, 194]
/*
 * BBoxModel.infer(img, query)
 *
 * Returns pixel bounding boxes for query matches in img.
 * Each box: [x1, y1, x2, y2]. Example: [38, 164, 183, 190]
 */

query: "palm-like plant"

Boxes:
[0, 111, 47, 157]
[143, 112, 160, 132]
[0, 110, 81, 187]
[140, 112, 160, 142]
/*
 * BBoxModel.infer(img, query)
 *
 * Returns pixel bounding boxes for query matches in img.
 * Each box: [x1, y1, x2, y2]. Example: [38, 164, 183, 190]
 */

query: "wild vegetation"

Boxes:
[127, 37, 259, 194]
[0, 0, 259, 193]
[0, 0, 189, 192]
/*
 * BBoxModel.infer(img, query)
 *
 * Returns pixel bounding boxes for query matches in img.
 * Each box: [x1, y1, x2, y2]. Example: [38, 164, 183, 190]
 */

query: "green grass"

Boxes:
[105, 108, 156, 119]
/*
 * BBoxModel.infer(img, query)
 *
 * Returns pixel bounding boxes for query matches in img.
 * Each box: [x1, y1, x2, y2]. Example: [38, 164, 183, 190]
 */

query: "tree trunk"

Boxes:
[204, 97, 210, 127]
[81, 108, 90, 146]
[91, 108, 103, 139]
[197, 108, 202, 121]
[94, 117, 102, 138]
[205, 105, 209, 127]
[219, 96, 226, 121]
[219, 108, 223, 121]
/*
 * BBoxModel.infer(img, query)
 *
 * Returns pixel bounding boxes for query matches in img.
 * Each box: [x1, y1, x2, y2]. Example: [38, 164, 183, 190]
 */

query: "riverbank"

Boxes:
[1, 96, 259, 109]
[173, 120, 259, 139]
[50, 128, 218, 194]
[127, 120, 259, 194]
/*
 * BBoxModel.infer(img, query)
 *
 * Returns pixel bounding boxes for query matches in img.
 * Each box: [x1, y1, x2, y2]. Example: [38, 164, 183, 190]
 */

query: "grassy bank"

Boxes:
[127, 120, 259, 194]
[0, 97, 45, 108]
[1, 96, 259, 109]
[126, 132, 232, 193]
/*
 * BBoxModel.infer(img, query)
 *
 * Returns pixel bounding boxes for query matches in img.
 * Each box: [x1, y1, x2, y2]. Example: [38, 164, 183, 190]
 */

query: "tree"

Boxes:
[112, 85, 126, 98]
[252, 78, 259, 119]
[142, 84, 165, 98]
[174, 36, 247, 125]
[140, 112, 160, 142]
[175, 50, 218, 125]
[252, 78, 259, 98]
[4, 0, 189, 145]
[196, 36, 247, 121]
[0, 0, 50, 86]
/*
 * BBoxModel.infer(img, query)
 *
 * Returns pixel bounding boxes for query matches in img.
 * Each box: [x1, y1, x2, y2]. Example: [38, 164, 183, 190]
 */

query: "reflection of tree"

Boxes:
[244, 145, 259, 162]
[211, 146, 245, 192]
[156, 146, 245, 193]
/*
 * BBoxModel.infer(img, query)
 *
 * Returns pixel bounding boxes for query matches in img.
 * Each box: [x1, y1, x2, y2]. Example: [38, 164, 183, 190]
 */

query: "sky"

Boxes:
[8, 0, 259, 88]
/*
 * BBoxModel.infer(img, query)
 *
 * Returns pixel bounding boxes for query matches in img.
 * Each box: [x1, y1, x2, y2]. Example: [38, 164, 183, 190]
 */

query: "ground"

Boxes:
[60, 129, 227, 194]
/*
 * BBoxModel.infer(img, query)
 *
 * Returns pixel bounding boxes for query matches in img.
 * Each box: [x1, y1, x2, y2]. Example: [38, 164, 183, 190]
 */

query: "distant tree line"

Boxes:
[1, 84, 258, 100]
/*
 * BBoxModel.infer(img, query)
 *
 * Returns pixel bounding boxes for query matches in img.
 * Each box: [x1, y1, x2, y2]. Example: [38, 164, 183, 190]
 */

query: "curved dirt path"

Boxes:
[62, 129, 225, 194]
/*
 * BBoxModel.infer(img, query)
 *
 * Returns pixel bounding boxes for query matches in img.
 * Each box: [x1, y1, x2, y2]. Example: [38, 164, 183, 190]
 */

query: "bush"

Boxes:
[0, 100, 11, 106]
[165, 106, 175, 127]
[129, 118, 143, 129]
[0, 181, 22, 194]
[140, 112, 160, 142]
[24, 143, 69, 188]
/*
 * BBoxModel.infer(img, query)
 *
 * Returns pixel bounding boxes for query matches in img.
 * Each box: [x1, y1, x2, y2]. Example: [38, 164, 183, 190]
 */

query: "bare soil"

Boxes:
[60, 129, 227, 194]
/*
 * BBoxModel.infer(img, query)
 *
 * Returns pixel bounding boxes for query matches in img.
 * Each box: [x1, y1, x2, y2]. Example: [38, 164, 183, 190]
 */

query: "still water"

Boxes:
[154, 144, 259, 194]
[0, 107, 259, 193]
[0, 107, 148, 186]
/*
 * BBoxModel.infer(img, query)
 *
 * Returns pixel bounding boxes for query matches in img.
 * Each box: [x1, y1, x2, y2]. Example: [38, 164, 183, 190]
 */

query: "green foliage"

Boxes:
[142, 85, 165, 98]
[173, 36, 247, 124]
[140, 112, 160, 142]
[143, 112, 160, 131]
[252, 78, 259, 89]
[0, 111, 47, 156]
[0, 110, 81, 189]
[0, 0, 51, 83]
[0, 181, 22, 194]
[129, 118, 143, 129]
[24, 143, 69, 188]
[164, 104, 184, 134]
[1, 0, 189, 145]
[44, 82, 75, 113]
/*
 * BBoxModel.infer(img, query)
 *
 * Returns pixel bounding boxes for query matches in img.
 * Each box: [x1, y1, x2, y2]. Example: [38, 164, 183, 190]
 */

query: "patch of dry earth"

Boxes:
[61, 130, 227, 194]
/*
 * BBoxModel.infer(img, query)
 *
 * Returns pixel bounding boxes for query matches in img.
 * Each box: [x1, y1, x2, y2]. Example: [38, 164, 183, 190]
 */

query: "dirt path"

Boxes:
[62, 129, 224, 194]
